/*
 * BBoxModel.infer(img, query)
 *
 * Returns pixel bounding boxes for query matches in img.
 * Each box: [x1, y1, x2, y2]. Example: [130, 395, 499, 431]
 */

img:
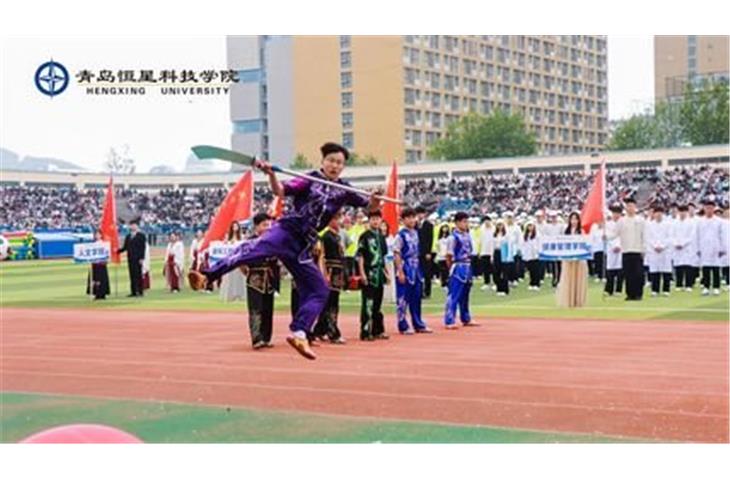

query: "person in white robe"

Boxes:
[645, 207, 673, 296]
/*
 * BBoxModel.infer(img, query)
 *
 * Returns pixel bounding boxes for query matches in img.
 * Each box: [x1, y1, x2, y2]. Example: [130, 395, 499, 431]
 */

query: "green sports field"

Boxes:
[1, 257, 727, 443]
[1, 257, 728, 321]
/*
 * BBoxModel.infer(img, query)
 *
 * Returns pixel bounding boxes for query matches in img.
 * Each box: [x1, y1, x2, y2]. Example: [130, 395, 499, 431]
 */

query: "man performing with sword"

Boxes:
[188, 142, 394, 360]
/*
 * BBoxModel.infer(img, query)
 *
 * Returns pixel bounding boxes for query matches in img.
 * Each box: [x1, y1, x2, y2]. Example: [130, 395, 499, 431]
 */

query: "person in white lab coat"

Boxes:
[645, 206, 673, 296]
[697, 199, 727, 295]
[718, 206, 730, 290]
[604, 205, 624, 296]
[589, 220, 606, 282]
[670, 205, 698, 292]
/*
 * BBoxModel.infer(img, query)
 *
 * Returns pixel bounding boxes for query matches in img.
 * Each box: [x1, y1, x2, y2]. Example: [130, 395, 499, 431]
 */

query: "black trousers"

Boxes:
[420, 255, 433, 298]
[526, 260, 540, 287]
[552, 261, 562, 287]
[538, 260, 546, 284]
[701, 266, 721, 290]
[515, 255, 525, 280]
[314, 290, 342, 340]
[360, 284, 385, 339]
[622, 253, 644, 300]
[127, 259, 144, 296]
[493, 251, 510, 294]
[604, 269, 623, 295]
[480, 255, 493, 285]
[593, 252, 605, 279]
[675, 265, 694, 288]
[723, 266, 729, 286]
[650, 272, 672, 293]
[247, 287, 274, 345]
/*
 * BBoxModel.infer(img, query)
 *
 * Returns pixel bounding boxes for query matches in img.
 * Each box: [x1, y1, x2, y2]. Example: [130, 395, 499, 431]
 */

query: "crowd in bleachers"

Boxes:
[1, 165, 728, 234]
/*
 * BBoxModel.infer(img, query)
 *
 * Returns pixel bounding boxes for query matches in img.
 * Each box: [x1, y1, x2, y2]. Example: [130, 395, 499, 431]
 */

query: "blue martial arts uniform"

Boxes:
[444, 229, 474, 326]
[395, 227, 428, 332]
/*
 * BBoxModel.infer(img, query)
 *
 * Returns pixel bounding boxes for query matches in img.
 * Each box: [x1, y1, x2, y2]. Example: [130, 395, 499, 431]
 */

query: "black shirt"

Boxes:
[357, 229, 387, 287]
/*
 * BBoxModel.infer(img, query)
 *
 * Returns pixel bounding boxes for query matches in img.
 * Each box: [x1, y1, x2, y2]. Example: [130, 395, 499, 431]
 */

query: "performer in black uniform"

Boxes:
[313, 213, 347, 344]
[244, 213, 279, 349]
[357, 210, 390, 341]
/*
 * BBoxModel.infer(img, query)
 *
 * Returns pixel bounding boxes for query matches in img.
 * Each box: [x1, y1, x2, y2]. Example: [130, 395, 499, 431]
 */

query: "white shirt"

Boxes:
[607, 214, 645, 254]
[520, 234, 541, 261]
[478, 224, 495, 256]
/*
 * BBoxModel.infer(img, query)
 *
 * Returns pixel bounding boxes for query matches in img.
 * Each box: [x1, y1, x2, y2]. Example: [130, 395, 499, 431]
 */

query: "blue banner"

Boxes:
[73, 241, 110, 263]
[539, 235, 592, 261]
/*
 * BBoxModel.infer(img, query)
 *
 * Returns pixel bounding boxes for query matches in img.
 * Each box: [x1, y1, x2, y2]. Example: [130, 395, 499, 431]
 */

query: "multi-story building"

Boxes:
[655, 35, 729, 101]
[228, 35, 609, 166]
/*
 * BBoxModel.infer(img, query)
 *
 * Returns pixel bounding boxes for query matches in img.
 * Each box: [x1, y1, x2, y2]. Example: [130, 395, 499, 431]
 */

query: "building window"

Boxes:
[237, 69, 262, 83]
[341, 51, 351, 69]
[429, 36, 439, 49]
[431, 92, 441, 108]
[342, 112, 353, 129]
[341, 92, 353, 109]
[340, 36, 351, 49]
[233, 119, 262, 134]
[341, 71, 352, 88]
[343, 132, 354, 149]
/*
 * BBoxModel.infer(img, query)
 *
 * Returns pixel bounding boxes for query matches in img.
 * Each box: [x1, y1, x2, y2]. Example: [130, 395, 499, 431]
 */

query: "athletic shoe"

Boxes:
[675, 287, 683, 292]
[375, 333, 390, 340]
[330, 337, 347, 345]
[661, 292, 670, 297]
[651, 292, 658, 297]
[252, 341, 267, 350]
[480, 285, 488, 291]
[360, 336, 375, 342]
[463, 321, 481, 327]
[491, 285, 497, 291]
[685, 287, 693, 292]
[264, 342, 275, 348]
[496, 292, 506, 297]
[188, 271, 208, 291]
[445, 324, 459, 330]
[399, 330, 415, 335]
[415, 327, 434, 334]
[701, 288, 710, 296]
[712, 289, 721, 296]
[286, 336, 317, 360]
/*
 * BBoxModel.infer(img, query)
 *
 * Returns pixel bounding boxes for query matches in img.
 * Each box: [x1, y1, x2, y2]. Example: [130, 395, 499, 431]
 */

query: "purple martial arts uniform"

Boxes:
[203, 170, 369, 334]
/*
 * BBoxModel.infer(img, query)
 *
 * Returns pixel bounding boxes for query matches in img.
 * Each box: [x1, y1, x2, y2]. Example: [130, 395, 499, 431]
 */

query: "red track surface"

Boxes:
[1, 308, 728, 442]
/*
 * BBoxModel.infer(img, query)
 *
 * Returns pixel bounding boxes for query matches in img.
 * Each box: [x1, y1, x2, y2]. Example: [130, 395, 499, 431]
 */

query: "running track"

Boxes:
[1, 308, 727, 442]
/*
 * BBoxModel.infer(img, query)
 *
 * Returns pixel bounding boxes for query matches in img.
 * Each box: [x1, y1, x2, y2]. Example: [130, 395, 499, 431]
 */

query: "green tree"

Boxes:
[428, 111, 537, 160]
[347, 153, 378, 166]
[609, 81, 729, 151]
[680, 80, 730, 146]
[291, 153, 310, 169]
[608, 114, 658, 150]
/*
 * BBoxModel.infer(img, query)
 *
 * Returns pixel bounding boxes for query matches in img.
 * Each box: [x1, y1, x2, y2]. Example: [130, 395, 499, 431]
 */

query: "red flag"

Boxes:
[382, 162, 399, 236]
[200, 171, 253, 251]
[268, 195, 284, 219]
[581, 161, 606, 234]
[99, 176, 121, 264]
